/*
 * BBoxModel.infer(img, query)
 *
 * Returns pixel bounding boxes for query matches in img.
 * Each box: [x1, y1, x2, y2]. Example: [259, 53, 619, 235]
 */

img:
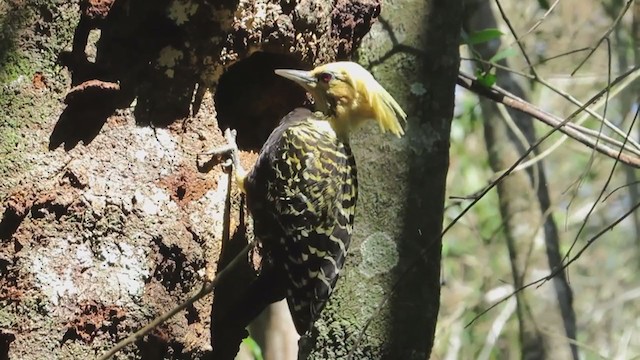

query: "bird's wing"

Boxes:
[259, 118, 357, 334]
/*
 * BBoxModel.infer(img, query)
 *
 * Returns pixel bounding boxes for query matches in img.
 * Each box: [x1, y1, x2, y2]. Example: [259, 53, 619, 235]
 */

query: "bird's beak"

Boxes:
[274, 69, 317, 90]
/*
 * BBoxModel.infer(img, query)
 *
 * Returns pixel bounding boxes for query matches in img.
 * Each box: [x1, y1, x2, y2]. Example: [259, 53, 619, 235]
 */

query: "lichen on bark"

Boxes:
[0, 0, 388, 359]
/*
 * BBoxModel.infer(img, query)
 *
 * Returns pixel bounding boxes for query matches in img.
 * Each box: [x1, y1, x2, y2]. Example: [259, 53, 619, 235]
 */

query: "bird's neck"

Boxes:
[314, 103, 369, 142]
[328, 116, 351, 142]
[309, 110, 348, 142]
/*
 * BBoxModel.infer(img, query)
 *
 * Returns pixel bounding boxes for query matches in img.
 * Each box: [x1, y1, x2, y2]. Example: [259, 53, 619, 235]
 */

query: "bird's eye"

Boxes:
[318, 72, 333, 83]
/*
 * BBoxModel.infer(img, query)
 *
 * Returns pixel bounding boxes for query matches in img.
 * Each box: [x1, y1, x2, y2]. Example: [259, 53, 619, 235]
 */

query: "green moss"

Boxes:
[0, 305, 16, 328]
[302, 262, 395, 359]
[1, 1, 78, 84]
[0, 54, 32, 85]
[0, 0, 78, 187]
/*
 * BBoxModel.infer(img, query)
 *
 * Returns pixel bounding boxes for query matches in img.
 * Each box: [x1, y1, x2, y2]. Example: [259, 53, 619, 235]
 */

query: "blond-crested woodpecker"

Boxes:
[220, 61, 406, 336]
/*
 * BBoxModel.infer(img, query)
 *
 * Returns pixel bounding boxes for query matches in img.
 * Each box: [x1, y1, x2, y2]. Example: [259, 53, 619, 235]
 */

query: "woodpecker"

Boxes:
[216, 61, 406, 336]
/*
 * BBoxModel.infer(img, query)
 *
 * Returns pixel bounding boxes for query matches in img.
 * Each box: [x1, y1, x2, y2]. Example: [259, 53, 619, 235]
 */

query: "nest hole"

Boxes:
[215, 52, 309, 151]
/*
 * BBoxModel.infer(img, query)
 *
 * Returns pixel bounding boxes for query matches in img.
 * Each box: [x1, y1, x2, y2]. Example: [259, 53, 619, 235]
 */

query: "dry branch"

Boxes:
[457, 70, 640, 168]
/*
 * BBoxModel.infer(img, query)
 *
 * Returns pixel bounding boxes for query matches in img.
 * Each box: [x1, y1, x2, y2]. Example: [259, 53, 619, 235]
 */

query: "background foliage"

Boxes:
[436, 0, 640, 358]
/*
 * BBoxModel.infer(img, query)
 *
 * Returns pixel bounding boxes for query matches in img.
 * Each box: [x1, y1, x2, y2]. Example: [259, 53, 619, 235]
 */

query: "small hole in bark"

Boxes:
[0, 331, 16, 360]
[137, 334, 169, 360]
[0, 210, 22, 240]
[186, 304, 199, 324]
[176, 185, 186, 200]
[215, 52, 309, 151]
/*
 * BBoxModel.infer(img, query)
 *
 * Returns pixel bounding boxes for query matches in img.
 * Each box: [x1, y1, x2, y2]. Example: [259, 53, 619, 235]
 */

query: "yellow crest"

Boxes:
[321, 62, 407, 137]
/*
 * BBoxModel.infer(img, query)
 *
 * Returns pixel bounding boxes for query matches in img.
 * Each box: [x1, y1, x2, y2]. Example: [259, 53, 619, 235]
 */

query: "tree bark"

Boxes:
[0, 0, 381, 359]
[300, 0, 462, 358]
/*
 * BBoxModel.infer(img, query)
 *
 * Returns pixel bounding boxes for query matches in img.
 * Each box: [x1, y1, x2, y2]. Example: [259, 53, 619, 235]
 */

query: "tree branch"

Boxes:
[457, 69, 640, 168]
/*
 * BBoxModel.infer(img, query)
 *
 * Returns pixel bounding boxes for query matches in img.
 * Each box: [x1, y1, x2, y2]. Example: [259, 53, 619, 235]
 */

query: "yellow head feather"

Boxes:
[276, 62, 407, 137]
[313, 62, 407, 137]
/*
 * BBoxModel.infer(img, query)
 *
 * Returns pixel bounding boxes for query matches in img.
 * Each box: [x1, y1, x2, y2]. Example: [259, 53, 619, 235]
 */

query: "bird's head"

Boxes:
[275, 62, 406, 138]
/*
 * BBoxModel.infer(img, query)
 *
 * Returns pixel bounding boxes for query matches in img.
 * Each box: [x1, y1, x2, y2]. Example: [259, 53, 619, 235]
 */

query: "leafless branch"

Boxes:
[519, 0, 561, 41]
[457, 69, 640, 168]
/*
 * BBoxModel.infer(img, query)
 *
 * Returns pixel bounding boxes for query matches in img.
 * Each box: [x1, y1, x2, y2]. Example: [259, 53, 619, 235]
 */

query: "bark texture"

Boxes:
[0, 0, 381, 359]
[300, 0, 462, 358]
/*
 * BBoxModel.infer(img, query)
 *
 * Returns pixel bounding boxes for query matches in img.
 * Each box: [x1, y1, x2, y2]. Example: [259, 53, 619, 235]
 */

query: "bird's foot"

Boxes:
[197, 129, 241, 173]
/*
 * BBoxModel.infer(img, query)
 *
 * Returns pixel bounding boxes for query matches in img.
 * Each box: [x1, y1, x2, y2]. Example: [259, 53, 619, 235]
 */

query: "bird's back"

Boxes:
[244, 107, 358, 334]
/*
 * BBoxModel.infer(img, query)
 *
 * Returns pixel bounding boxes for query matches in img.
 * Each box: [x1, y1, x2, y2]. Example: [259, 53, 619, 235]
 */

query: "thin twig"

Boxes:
[571, 0, 634, 75]
[495, 0, 536, 71]
[460, 57, 534, 79]
[528, 48, 592, 69]
[461, 48, 593, 78]
[519, 0, 561, 40]
[602, 180, 640, 203]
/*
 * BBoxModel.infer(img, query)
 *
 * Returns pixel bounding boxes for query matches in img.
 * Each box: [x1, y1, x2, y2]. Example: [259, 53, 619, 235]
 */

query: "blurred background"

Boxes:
[437, 0, 640, 359]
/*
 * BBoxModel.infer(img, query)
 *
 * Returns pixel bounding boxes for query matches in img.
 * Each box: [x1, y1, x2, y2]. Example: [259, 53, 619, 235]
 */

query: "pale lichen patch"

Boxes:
[168, 0, 199, 25]
[188, 173, 229, 241]
[358, 232, 398, 278]
[30, 237, 149, 309]
[157, 46, 184, 78]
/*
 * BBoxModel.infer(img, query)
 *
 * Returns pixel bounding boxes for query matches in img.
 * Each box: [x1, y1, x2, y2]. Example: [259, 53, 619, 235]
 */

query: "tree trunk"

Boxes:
[464, 0, 578, 358]
[0, 0, 382, 359]
[611, 0, 640, 268]
[300, 0, 462, 358]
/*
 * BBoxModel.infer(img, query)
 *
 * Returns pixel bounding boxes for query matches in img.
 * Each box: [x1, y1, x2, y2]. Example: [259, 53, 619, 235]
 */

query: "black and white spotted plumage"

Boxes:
[209, 62, 406, 358]
[244, 107, 358, 335]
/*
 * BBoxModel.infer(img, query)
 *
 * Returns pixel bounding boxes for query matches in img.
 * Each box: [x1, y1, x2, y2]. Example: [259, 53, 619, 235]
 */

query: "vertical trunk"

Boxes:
[464, 0, 578, 359]
[300, 0, 462, 358]
[614, 0, 640, 267]
[0, 1, 384, 359]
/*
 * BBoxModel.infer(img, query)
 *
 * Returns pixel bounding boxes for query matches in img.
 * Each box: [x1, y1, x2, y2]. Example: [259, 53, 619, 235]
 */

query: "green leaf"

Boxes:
[242, 336, 264, 360]
[538, 0, 550, 10]
[489, 47, 517, 63]
[476, 69, 497, 87]
[465, 28, 504, 45]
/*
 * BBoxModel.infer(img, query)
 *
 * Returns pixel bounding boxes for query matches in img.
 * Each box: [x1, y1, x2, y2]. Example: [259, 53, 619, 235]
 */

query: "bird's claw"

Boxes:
[219, 158, 233, 172]
[223, 128, 238, 146]
[197, 128, 240, 173]
[198, 128, 240, 157]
